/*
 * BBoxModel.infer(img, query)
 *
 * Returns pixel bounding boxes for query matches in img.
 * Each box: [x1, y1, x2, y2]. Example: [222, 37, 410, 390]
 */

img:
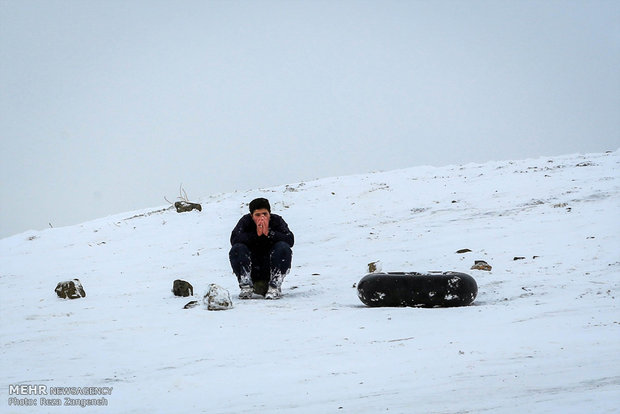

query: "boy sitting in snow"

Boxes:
[229, 198, 294, 299]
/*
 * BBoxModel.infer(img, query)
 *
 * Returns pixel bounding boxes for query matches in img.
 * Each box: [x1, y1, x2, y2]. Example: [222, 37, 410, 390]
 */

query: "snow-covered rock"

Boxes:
[54, 279, 86, 299]
[203, 284, 233, 311]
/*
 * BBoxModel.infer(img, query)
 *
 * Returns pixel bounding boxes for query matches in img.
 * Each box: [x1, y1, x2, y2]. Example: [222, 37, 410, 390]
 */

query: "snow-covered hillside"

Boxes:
[1, 151, 618, 414]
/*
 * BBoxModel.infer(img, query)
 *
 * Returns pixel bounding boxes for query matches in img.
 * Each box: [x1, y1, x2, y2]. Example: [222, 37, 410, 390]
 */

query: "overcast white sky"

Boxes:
[1, 0, 618, 239]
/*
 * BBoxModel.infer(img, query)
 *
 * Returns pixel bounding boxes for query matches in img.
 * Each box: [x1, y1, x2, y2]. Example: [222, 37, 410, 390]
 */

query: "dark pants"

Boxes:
[229, 242, 292, 289]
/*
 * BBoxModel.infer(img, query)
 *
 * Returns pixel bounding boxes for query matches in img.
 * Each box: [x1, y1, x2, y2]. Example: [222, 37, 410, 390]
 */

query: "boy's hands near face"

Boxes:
[257, 216, 268, 236]
[252, 209, 270, 236]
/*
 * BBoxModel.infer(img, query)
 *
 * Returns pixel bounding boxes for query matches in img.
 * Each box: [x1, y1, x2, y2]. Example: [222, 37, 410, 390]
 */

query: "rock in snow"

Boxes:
[183, 300, 199, 309]
[203, 284, 233, 311]
[174, 201, 202, 213]
[172, 279, 193, 297]
[471, 260, 492, 271]
[54, 279, 86, 299]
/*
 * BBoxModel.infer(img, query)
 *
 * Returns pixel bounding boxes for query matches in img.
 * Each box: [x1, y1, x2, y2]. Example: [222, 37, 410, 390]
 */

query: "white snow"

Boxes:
[1, 150, 619, 413]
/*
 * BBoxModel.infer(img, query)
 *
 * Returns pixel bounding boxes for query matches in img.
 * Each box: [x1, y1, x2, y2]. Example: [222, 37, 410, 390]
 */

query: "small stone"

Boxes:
[172, 279, 193, 297]
[471, 260, 492, 271]
[183, 300, 199, 309]
[204, 284, 233, 311]
[456, 249, 472, 254]
[368, 261, 382, 273]
[174, 201, 202, 213]
[513, 256, 526, 261]
[55, 279, 86, 299]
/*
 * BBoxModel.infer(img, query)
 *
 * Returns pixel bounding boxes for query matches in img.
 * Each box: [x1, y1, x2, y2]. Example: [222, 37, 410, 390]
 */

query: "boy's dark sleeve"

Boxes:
[230, 215, 259, 246]
[268, 215, 294, 247]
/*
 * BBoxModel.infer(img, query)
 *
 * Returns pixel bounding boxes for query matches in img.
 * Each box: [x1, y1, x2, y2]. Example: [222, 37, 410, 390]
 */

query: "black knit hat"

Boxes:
[249, 198, 271, 213]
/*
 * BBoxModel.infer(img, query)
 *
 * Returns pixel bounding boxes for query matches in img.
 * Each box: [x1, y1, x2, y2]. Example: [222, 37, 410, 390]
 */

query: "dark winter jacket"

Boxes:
[230, 214, 294, 255]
